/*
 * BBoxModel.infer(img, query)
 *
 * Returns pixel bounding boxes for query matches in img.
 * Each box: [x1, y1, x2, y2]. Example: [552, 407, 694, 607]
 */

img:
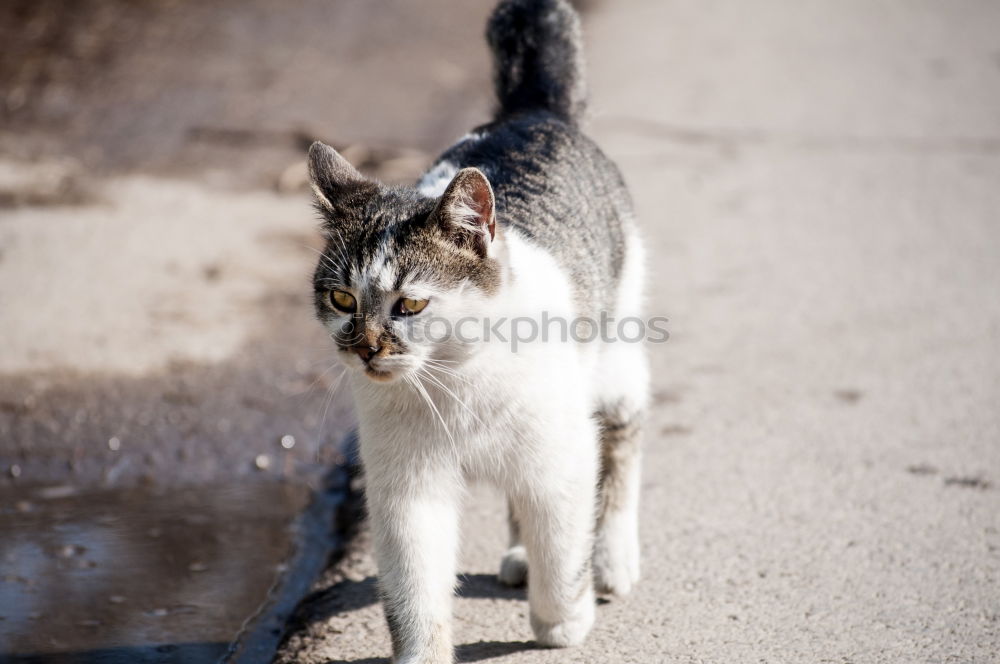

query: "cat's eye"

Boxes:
[398, 298, 429, 315]
[328, 289, 357, 313]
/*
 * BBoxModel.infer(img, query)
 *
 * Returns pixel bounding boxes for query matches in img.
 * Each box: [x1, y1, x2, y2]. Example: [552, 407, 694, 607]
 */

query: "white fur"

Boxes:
[592, 228, 647, 596]
[445, 188, 485, 235]
[310, 182, 335, 212]
[328, 224, 647, 662]
[594, 227, 648, 412]
[416, 161, 459, 198]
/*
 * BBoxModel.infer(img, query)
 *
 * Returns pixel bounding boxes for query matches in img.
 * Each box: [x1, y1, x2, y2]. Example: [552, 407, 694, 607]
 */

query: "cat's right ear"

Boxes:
[308, 142, 373, 217]
[432, 168, 496, 259]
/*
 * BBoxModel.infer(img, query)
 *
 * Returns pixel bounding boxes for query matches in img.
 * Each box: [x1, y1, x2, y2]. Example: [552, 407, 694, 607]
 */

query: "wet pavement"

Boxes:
[0, 481, 309, 663]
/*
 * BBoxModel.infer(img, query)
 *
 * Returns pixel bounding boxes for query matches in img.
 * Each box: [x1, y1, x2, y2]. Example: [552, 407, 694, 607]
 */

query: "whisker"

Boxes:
[303, 244, 349, 275]
[300, 360, 345, 396]
[421, 360, 471, 384]
[418, 368, 484, 427]
[327, 232, 353, 274]
[407, 372, 456, 450]
[317, 366, 349, 441]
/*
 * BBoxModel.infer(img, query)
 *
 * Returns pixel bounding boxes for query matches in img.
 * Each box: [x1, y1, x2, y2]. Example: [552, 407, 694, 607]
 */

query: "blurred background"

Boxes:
[2, 1, 999, 663]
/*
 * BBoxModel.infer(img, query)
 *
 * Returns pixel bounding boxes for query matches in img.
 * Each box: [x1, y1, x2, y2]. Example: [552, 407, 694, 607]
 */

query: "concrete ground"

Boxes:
[275, 1, 1000, 662]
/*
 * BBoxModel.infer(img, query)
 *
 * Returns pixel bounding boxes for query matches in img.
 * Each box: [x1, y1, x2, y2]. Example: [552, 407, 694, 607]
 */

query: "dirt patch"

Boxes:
[943, 476, 992, 490]
[833, 389, 864, 404]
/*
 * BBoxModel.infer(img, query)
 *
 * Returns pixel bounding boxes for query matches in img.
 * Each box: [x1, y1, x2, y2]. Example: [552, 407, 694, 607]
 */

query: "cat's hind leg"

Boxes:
[498, 499, 529, 586]
[592, 340, 648, 597]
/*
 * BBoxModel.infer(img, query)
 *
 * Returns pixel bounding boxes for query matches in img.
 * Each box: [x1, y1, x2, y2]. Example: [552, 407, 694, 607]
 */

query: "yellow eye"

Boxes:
[328, 289, 357, 313]
[400, 298, 429, 315]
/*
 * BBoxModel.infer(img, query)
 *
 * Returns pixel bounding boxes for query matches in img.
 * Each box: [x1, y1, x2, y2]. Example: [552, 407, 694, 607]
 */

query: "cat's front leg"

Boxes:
[366, 465, 461, 664]
[514, 419, 599, 648]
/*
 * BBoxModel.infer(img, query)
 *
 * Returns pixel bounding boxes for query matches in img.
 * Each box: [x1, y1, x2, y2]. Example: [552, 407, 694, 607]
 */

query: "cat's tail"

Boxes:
[486, 0, 587, 125]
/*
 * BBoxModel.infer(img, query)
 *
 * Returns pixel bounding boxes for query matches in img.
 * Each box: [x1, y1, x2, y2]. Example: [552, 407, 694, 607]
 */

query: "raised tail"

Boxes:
[486, 0, 587, 125]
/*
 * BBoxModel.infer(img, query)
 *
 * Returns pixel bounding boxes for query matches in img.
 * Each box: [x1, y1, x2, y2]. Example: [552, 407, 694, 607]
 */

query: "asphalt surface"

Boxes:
[274, 1, 1000, 662]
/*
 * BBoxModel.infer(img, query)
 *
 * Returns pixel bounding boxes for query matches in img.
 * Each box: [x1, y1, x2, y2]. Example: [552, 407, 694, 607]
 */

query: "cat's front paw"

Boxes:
[498, 545, 528, 586]
[593, 520, 640, 596]
[530, 598, 595, 648]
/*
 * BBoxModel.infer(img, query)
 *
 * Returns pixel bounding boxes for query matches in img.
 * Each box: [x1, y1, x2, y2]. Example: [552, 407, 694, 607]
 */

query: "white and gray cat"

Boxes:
[308, 0, 648, 661]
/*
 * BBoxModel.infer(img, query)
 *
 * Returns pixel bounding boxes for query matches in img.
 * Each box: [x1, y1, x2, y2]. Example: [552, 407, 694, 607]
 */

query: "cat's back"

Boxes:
[417, 0, 639, 313]
[429, 112, 633, 312]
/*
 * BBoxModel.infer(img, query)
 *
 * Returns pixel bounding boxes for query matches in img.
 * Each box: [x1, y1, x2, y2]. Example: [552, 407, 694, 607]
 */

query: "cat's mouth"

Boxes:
[364, 365, 395, 382]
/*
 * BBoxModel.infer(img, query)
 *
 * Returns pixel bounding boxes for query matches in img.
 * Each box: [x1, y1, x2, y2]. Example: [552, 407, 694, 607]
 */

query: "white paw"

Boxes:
[498, 545, 528, 586]
[530, 595, 595, 648]
[593, 519, 640, 596]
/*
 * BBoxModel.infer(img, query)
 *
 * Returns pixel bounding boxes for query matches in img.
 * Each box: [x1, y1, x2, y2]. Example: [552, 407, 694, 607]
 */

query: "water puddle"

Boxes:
[0, 481, 309, 663]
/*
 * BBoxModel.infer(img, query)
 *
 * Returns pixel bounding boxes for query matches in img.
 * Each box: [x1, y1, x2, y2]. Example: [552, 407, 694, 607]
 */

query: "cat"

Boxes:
[307, 0, 648, 661]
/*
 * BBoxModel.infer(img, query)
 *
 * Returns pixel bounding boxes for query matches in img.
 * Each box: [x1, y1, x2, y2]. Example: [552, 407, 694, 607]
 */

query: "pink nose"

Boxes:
[354, 345, 380, 361]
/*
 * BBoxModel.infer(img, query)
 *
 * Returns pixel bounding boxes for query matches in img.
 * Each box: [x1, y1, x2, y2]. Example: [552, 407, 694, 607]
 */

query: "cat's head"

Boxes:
[308, 142, 504, 384]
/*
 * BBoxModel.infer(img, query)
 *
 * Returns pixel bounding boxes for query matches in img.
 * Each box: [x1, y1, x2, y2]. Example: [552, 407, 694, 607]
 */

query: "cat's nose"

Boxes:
[354, 345, 381, 362]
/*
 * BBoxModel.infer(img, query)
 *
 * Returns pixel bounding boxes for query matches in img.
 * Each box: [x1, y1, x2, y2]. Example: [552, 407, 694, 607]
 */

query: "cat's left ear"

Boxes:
[432, 168, 496, 258]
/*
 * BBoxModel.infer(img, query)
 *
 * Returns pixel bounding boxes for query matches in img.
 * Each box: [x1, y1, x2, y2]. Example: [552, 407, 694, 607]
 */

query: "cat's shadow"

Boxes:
[300, 573, 537, 663]
[298, 572, 526, 615]
[325, 640, 539, 664]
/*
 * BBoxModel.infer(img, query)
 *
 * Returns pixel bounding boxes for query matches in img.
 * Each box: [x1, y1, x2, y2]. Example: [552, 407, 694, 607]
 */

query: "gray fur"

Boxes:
[487, 0, 588, 124]
[430, 112, 633, 319]
[597, 402, 643, 517]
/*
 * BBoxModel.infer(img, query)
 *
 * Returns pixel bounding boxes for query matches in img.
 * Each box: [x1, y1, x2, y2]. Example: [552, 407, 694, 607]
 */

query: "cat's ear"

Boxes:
[432, 168, 496, 258]
[308, 141, 374, 216]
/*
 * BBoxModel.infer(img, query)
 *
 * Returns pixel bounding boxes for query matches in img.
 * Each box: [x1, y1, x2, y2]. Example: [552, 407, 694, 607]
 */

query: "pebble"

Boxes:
[9, 464, 21, 478]
[37, 485, 77, 500]
[254, 454, 272, 470]
[108, 595, 126, 604]
[188, 562, 208, 573]
[108, 437, 121, 451]
[57, 544, 86, 558]
[280, 435, 296, 449]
